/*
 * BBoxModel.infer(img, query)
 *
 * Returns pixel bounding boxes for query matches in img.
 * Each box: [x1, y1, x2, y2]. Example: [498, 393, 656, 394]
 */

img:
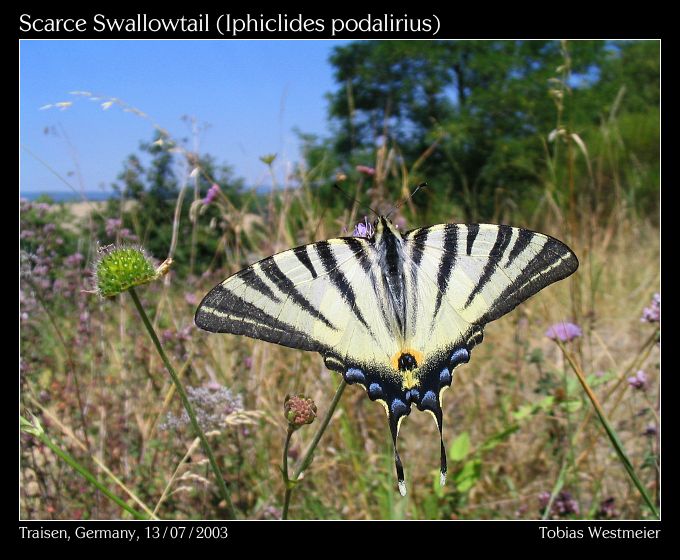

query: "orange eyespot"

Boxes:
[391, 348, 424, 372]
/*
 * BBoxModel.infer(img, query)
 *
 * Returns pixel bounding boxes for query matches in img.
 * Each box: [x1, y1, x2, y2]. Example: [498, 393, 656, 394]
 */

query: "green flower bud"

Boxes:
[94, 245, 157, 297]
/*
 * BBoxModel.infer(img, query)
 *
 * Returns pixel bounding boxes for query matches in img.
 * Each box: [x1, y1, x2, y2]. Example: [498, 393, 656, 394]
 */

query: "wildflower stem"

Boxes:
[128, 287, 237, 519]
[557, 341, 659, 518]
[281, 426, 295, 520]
[542, 457, 568, 520]
[281, 379, 347, 519]
[294, 380, 347, 480]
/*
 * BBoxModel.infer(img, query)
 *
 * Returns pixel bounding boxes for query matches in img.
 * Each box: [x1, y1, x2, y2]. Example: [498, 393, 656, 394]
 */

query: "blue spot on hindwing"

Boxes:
[368, 383, 384, 400]
[345, 368, 366, 385]
[391, 398, 410, 417]
[449, 348, 470, 368]
[439, 368, 452, 386]
[406, 389, 420, 404]
[421, 390, 438, 410]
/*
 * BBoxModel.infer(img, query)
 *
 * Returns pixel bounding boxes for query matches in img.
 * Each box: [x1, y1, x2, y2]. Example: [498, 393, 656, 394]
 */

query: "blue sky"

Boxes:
[20, 40, 351, 193]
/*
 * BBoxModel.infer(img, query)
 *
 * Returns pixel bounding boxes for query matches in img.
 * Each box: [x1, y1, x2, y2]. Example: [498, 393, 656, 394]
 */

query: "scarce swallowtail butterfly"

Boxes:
[195, 215, 578, 495]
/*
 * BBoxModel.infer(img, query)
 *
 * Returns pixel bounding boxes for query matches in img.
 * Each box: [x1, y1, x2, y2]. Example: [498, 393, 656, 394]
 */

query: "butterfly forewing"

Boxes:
[195, 238, 399, 365]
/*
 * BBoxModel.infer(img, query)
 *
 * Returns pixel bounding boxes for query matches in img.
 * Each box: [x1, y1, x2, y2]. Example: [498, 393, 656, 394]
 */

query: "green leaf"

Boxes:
[480, 424, 520, 452]
[454, 459, 481, 493]
[561, 399, 582, 413]
[512, 404, 534, 421]
[537, 395, 555, 411]
[449, 431, 470, 462]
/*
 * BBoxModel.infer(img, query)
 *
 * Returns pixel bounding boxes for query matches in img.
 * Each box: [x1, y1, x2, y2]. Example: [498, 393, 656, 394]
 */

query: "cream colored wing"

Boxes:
[195, 238, 400, 371]
[403, 223, 578, 354]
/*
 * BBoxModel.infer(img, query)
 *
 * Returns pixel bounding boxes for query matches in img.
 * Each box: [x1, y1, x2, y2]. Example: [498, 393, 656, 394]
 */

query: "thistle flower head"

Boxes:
[545, 322, 582, 342]
[284, 394, 317, 430]
[94, 244, 157, 297]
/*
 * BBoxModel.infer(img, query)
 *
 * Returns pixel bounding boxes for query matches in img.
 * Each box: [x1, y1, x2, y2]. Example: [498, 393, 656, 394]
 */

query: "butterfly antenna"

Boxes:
[332, 184, 380, 219]
[386, 182, 428, 219]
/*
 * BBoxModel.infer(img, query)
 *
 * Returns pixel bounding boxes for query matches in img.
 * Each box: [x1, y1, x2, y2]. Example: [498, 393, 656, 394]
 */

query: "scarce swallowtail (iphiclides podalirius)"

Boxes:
[195, 216, 578, 495]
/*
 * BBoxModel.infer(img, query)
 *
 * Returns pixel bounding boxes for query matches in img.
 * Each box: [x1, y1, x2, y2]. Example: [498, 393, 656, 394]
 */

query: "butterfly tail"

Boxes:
[419, 391, 447, 487]
[388, 409, 408, 496]
[435, 409, 447, 487]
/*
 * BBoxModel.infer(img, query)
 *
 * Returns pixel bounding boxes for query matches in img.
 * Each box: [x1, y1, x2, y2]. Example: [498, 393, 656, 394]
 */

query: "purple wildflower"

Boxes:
[356, 165, 376, 176]
[65, 253, 84, 267]
[545, 322, 582, 342]
[627, 370, 648, 390]
[643, 423, 658, 437]
[352, 217, 375, 239]
[184, 292, 198, 306]
[202, 183, 220, 205]
[105, 218, 123, 238]
[597, 497, 619, 519]
[539, 490, 580, 517]
[244, 356, 253, 369]
[641, 293, 660, 323]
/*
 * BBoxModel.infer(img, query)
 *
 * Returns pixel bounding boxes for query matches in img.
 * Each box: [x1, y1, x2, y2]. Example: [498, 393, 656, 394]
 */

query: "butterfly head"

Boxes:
[373, 216, 403, 243]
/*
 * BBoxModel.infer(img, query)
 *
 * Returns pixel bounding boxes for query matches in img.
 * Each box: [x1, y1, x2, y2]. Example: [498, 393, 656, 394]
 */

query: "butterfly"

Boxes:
[195, 215, 578, 495]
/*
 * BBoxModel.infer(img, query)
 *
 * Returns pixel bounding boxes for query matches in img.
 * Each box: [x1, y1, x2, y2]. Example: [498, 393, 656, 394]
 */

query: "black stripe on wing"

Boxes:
[315, 241, 373, 334]
[235, 266, 281, 303]
[506, 228, 533, 268]
[259, 256, 337, 331]
[477, 235, 578, 325]
[466, 224, 479, 255]
[293, 246, 318, 279]
[194, 285, 326, 353]
[343, 236, 395, 337]
[433, 224, 459, 319]
[464, 224, 513, 308]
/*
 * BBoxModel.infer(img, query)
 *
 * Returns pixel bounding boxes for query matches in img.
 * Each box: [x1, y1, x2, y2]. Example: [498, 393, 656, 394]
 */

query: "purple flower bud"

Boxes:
[202, 184, 220, 205]
[597, 497, 619, 519]
[65, 253, 85, 267]
[643, 424, 658, 437]
[539, 490, 579, 517]
[105, 218, 123, 237]
[641, 293, 660, 323]
[627, 370, 648, 390]
[244, 356, 253, 369]
[545, 322, 582, 342]
[356, 165, 376, 176]
[352, 217, 375, 239]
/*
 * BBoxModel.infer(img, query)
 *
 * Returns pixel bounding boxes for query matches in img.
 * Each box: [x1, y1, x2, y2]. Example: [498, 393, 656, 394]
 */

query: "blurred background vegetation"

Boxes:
[20, 40, 660, 520]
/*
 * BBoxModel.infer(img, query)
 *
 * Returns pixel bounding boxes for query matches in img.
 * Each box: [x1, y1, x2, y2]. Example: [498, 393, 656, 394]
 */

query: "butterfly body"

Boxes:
[195, 215, 578, 494]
